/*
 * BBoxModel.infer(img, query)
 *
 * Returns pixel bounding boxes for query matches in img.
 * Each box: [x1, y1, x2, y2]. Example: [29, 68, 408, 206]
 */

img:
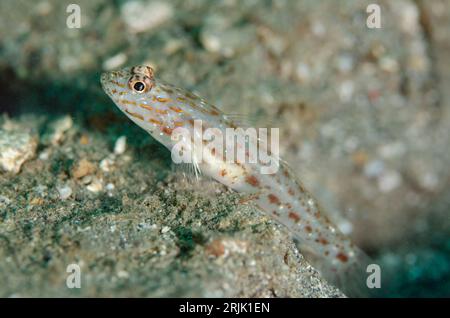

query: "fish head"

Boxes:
[101, 65, 186, 139]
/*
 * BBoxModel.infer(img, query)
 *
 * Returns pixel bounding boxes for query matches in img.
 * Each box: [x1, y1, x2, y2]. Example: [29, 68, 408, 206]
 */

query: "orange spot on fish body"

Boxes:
[268, 194, 280, 205]
[318, 238, 329, 245]
[155, 109, 168, 115]
[169, 106, 183, 113]
[336, 253, 348, 263]
[245, 175, 260, 187]
[149, 118, 163, 125]
[156, 97, 171, 103]
[161, 126, 173, 135]
[305, 225, 313, 233]
[288, 212, 300, 223]
[139, 104, 154, 111]
[122, 99, 136, 105]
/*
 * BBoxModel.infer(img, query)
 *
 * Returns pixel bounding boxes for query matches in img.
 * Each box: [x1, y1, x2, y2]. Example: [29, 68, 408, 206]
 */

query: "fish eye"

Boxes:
[128, 74, 153, 93]
[133, 81, 145, 92]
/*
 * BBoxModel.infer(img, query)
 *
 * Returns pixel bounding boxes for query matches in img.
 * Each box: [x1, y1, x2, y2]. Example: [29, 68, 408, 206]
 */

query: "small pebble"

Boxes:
[114, 136, 127, 155]
[163, 39, 184, 55]
[80, 175, 93, 185]
[79, 135, 90, 145]
[295, 62, 311, 83]
[378, 170, 402, 192]
[86, 178, 103, 193]
[72, 159, 96, 179]
[161, 226, 170, 234]
[121, 1, 173, 33]
[379, 56, 399, 73]
[396, 1, 419, 35]
[100, 156, 115, 172]
[117, 270, 129, 279]
[57, 185, 72, 200]
[102, 53, 127, 71]
[38, 150, 50, 161]
[338, 80, 354, 102]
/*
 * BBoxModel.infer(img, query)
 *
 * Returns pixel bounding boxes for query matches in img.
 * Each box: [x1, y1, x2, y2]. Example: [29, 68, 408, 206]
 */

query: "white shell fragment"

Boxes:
[114, 136, 127, 155]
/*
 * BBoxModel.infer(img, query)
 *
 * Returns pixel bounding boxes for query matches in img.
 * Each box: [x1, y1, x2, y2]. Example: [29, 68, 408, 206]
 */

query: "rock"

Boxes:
[43, 116, 73, 146]
[72, 158, 96, 179]
[0, 129, 38, 174]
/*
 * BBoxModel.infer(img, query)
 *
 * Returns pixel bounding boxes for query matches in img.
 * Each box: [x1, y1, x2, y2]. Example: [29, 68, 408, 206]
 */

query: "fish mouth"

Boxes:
[100, 71, 113, 86]
[100, 72, 116, 97]
[100, 72, 109, 89]
[101, 68, 134, 100]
